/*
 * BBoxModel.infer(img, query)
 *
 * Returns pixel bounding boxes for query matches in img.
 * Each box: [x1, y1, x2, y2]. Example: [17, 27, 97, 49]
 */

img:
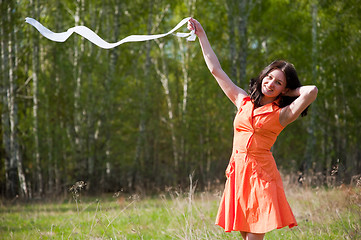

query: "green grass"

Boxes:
[0, 185, 360, 239]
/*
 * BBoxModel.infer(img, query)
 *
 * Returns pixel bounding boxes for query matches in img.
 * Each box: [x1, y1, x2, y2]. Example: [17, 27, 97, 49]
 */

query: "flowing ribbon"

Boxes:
[25, 17, 196, 49]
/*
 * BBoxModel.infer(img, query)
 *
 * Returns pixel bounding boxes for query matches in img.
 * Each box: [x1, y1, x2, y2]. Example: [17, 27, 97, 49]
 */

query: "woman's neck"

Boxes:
[260, 96, 276, 106]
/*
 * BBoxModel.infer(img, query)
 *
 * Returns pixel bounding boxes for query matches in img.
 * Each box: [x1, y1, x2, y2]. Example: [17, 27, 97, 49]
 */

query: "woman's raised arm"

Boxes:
[188, 18, 248, 109]
[279, 85, 318, 126]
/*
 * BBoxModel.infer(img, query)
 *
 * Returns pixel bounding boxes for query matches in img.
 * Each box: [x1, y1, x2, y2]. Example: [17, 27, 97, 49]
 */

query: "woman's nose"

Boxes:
[268, 80, 275, 88]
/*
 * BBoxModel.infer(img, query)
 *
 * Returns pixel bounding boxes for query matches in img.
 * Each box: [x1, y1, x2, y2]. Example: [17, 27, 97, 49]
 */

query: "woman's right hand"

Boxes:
[187, 18, 205, 37]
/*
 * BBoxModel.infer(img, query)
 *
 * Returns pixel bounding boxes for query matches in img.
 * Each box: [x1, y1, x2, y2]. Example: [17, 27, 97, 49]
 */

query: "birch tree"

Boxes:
[226, 0, 238, 82]
[73, 0, 85, 174]
[7, 3, 28, 198]
[132, 0, 154, 189]
[30, 0, 43, 196]
[47, 2, 63, 194]
[237, 0, 248, 88]
[154, 41, 179, 175]
[1, 0, 12, 197]
[302, 1, 318, 171]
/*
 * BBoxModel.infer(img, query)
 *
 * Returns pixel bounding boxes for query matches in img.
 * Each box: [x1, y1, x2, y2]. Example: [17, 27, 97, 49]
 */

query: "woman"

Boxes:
[187, 18, 318, 240]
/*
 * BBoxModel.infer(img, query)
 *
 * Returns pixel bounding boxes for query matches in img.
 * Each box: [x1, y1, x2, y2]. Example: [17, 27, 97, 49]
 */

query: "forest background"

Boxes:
[1, 0, 360, 199]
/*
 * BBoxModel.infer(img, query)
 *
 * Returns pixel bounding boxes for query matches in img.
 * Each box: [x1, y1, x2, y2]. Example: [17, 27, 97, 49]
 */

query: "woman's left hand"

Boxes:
[187, 18, 205, 37]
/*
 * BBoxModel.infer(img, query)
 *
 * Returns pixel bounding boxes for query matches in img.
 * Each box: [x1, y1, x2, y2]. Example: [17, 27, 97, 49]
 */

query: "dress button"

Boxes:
[235, 150, 238, 153]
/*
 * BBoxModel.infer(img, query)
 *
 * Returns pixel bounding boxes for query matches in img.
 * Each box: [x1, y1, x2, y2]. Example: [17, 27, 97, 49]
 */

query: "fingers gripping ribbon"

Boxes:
[25, 17, 196, 49]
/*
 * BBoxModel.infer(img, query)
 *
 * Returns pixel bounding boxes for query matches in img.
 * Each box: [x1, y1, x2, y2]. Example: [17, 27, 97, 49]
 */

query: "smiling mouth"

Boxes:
[265, 86, 273, 92]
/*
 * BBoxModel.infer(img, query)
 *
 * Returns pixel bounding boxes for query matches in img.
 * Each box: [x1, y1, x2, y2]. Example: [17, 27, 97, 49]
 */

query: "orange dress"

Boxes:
[215, 97, 297, 233]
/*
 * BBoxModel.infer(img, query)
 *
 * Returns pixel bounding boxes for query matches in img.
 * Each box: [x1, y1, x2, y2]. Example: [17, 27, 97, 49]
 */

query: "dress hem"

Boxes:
[215, 222, 298, 234]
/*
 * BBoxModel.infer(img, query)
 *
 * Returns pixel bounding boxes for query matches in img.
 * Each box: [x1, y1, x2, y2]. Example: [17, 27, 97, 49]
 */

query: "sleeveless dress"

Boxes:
[215, 97, 297, 233]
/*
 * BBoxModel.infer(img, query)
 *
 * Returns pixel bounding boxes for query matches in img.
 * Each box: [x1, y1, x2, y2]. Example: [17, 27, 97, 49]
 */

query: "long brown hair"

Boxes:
[248, 60, 308, 117]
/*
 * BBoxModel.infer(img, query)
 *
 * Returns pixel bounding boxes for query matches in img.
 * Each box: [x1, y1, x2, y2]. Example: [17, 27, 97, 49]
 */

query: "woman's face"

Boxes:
[261, 69, 287, 99]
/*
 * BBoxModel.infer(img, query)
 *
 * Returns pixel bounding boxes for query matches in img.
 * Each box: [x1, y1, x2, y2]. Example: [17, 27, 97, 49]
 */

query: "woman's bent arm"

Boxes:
[188, 18, 248, 108]
[279, 85, 318, 126]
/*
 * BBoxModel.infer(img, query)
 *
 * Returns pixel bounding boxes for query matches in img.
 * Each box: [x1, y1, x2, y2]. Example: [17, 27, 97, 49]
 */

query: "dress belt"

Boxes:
[233, 149, 272, 156]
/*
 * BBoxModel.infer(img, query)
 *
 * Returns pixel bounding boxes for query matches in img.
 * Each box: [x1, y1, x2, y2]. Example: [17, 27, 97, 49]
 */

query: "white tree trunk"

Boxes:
[132, 1, 156, 188]
[73, 0, 85, 170]
[304, 1, 318, 170]
[181, 0, 196, 114]
[238, 0, 248, 88]
[8, 6, 28, 197]
[237, 0, 256, 88]
[226, 0, 238, 81]
[154, 42, 179, 170]
[31, 0, 43, 195]
[51, 5, 62, 194]
[0, 6, 12, 197]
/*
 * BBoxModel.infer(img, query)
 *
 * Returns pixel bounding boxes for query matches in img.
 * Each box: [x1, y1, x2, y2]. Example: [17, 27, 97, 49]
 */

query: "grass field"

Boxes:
[0, 182, 360, 239]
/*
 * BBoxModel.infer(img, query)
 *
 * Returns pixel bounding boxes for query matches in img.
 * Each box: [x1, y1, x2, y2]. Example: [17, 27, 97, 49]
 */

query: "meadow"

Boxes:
[0, 180, 360, 240]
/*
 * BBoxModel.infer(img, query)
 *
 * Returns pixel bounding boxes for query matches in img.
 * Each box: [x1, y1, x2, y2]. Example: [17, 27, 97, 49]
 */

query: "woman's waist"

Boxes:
[231, 147, 276, 167]
[227, 150, 280, 180]
[232, 147, 272, 156]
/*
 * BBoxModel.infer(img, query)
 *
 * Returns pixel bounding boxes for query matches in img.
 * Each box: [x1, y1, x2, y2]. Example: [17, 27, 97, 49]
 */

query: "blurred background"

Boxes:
[1, 0, 360, 199]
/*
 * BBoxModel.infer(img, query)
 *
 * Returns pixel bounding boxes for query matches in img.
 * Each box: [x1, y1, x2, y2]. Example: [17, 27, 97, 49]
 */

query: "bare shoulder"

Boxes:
[235, 91, 249, 109]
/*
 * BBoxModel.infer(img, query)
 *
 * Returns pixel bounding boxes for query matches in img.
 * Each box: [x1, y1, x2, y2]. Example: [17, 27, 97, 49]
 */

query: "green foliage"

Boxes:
[0, 0, 360, 196]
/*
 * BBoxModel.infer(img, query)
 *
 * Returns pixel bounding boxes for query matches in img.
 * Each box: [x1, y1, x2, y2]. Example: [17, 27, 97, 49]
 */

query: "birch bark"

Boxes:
[238, 0, 248, 88]
[304, 1, 318, 171]
[0, 2, 12, 197]
[8, 5, 28, 198]
[31, 0, 43, 195]
[237, 0, 256, 88]
[132, 0, 154, 189]
[154, 42, 179, 171]
[226, 0, 238, 82]
[52, 5, 63, 194]
[73, 0, 85, 173]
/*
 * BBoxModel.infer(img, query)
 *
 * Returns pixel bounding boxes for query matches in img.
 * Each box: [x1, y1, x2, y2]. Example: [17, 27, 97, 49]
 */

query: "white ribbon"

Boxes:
[25, 17, 196, 49]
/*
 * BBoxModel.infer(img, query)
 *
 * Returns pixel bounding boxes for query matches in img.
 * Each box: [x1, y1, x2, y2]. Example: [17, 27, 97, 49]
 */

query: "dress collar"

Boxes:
[253, 101, 279, 117]
[241, 96, 279, 116]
